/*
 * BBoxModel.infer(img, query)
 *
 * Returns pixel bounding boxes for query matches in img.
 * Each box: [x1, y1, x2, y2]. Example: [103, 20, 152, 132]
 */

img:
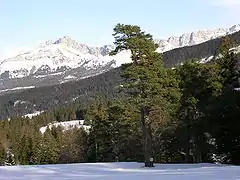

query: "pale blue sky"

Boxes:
[0, 0, 239, 58]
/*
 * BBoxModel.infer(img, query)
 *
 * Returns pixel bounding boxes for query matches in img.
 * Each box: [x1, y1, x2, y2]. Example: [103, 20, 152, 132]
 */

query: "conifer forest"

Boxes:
[0, 24, 240, 167]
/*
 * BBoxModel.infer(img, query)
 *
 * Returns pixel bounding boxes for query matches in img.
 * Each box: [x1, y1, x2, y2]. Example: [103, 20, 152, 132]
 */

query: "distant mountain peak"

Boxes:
[229, 24, 240, 32]
[53, 36, 75, 45]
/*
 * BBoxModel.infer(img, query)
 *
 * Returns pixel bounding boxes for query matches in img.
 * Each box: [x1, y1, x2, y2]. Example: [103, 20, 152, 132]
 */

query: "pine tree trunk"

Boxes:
[195, 136, 202, 163]
[184, 108, 191, 163]
[141, 107, 154, 167]
[185, 130, 190, 163]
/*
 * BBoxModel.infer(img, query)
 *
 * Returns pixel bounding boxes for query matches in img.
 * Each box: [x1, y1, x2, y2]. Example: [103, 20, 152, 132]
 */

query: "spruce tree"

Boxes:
[86, 100, 113, 162]
[217, 36, 239, 90]
[176, 60, 222, 163]
[209, 37, 240, 164]
[107, 101, 141, 162]
[39, 129, 60, 164]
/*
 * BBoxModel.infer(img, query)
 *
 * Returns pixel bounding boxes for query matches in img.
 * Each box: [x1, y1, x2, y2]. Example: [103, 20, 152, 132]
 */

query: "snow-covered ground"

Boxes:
[0, 162, 239, 180]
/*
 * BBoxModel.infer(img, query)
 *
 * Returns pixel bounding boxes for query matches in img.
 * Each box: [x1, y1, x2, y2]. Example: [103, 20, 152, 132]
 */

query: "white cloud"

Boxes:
[210, 0, 240, 8]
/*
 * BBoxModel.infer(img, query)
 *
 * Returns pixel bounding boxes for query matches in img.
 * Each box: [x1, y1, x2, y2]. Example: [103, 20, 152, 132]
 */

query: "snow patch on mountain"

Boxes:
[64, 75, 77, 80]
[13, 100, 28, 107]
[39, 120, 91, 134]
[230, 45, 240, 54]
[23, 111, 44, 119]
[0, 86, 35, 93]
[199, 56, 215, 64]
[34, 72, 63, 78]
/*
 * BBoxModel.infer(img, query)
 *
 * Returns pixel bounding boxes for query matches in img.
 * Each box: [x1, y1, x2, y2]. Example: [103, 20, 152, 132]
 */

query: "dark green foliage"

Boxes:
[39, 129, 60, 164]
[205, 37, 240, 165]
[175, 60, 222, 163]
[86, 99, 143, 162]
[210, 90, 240, 164]
[86, 99, 112, 162]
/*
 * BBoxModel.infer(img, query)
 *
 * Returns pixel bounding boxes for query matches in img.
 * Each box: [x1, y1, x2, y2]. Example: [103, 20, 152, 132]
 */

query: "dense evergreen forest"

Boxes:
[0, 24, 239, 166]
[0, 67, 123, 120]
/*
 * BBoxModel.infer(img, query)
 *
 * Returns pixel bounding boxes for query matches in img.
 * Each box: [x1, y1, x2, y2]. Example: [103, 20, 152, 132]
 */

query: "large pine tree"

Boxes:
[110, 23, 180, 167]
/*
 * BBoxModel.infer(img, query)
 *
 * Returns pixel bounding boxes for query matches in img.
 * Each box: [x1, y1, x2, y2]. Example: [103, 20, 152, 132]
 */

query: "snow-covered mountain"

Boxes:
[0, 36, 132, 92]
[0, 36, 131, 79]
[155, 24, 240, 52]
[0, 24, 240, 92]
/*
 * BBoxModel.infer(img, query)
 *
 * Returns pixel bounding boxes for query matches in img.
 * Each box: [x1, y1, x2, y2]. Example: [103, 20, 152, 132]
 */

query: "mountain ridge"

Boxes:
[0, 24, 240, 92]
[1, 24, 240, 76]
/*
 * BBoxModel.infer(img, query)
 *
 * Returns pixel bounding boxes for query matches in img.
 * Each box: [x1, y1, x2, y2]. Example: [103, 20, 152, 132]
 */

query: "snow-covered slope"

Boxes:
[0, 24, 239, 91]
[40, 120, 91, 134]
[0, 162, 239, 180]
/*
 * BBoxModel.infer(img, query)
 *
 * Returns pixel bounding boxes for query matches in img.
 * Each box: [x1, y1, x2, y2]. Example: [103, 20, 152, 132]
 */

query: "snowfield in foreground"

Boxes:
[0, 162, 239, 180]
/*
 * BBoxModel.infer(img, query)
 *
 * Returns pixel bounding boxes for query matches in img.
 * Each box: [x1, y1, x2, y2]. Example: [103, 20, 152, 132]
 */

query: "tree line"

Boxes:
[0, 24, 239, 166]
